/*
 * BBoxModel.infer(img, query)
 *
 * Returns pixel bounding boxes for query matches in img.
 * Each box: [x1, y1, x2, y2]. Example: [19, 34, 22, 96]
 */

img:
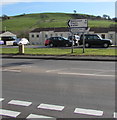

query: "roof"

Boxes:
[90, 27, 117, 33]
[30, 27, 116, 33]
[30, 27, 69, 32]
[0, 31, 16, 37]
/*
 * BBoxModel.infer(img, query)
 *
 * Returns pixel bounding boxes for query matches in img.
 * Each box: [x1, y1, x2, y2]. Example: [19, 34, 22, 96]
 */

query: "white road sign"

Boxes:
[70, 28, 86, 34]
[68, 19, 88, 28]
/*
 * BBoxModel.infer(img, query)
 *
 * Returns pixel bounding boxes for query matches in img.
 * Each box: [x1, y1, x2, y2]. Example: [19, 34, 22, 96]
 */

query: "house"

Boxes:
[0, 31, 17, 45]
[29, 27, 117, 45]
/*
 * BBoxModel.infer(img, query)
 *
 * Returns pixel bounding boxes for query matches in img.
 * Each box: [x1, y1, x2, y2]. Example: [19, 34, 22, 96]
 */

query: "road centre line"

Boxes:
[0, 98, 4, 102]
[8, 100, 32, 106]
[37, 103, 64, 111]
[0, 109, 21, 118]
[27, 114, 55, 119]
[58, 72, 114, 77]
[74, 108, 103, 116]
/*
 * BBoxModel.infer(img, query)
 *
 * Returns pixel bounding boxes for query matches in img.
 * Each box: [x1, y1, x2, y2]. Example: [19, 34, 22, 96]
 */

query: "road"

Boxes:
[1, 58, 115, 119]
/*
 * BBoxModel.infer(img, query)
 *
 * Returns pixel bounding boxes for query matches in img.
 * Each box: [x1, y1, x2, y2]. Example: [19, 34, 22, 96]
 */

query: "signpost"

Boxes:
[68, 19, 88, 53]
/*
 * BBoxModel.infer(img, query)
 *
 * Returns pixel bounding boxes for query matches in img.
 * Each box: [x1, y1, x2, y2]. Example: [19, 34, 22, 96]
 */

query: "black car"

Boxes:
[78, 34, 113, 48]
[44, 37, 72, 47]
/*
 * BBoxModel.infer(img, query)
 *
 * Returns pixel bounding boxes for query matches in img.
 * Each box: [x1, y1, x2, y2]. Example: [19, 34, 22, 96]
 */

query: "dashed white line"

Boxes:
[114, 112, 117, 118]
[2, 69, 21, 73]
[0, 98, 4, 102]
[27, 114, 54, 119]
[38, 103, 64, 111]
[8, 100, 32, 106]
[74, 108, 103, 116]
[58, 72, 114, 77]
[0, 109, 20, 118]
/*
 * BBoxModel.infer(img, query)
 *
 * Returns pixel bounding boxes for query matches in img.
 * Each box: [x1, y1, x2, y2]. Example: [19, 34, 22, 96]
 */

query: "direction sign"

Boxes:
[70, 27, 86, 34]
[68, 19, 88, 28]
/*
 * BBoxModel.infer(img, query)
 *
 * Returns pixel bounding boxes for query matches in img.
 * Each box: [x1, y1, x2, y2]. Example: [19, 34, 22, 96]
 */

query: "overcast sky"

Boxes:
[1, 0, 116, 18]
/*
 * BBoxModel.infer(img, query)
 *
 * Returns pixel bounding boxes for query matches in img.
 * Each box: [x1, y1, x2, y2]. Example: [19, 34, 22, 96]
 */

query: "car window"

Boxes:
[93, 35, 100, 39]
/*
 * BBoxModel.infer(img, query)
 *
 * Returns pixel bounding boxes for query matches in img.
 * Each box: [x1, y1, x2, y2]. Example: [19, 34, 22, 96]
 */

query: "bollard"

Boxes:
[19, 44, 24, 54]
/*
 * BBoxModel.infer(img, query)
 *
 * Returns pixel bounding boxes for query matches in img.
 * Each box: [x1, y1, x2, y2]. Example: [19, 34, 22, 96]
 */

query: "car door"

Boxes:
[93, 35, 102, 45]
[57, 37, 64, 46]
[87, 35, 101, 46]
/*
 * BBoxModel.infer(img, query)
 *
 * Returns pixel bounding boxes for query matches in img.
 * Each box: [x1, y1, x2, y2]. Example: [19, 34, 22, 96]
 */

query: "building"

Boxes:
[0, 31, 17, 38]
[29, 27, 117, 45]
[0, 31, 17, 45]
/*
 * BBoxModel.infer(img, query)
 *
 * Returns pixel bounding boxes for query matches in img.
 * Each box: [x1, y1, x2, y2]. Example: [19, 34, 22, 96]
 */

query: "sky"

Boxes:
[1, 0, 117, 18]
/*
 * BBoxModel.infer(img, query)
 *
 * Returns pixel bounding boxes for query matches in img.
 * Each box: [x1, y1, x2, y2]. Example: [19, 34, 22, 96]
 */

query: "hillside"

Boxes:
[1, 13, 116, 37]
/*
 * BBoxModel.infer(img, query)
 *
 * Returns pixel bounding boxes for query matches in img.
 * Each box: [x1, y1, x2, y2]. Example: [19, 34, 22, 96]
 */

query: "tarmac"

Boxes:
[1, 54, 116, 61]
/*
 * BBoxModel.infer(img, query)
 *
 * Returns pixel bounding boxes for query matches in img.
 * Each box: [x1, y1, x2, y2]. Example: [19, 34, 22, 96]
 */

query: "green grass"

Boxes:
[1, 47, 116, 56]
[1, 13, 116, 34]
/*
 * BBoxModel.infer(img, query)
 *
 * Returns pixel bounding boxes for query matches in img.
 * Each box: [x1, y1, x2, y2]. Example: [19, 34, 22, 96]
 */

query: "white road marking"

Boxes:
[38, 103, 64, 111]
[0, 109, 20, 118]
[114, 112, 117, 118]
[0, 98, 4, 102]
[8, 100, 32, 106]
[27, 114, 54, 119]
[2, 69, 21, 73]
[58, 72, 114, 77]
[46, 68, 65, 73]
[74, 108, 103, 116]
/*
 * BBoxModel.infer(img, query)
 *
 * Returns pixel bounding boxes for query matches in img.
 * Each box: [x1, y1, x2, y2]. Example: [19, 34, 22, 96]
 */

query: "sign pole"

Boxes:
[68, 19, 88, 54]
[82, 32, 85, 53]
[71, 32, 74, 53]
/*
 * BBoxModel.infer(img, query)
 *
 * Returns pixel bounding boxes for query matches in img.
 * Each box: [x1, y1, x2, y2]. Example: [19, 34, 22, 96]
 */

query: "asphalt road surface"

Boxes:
[1, 58, 115, 119]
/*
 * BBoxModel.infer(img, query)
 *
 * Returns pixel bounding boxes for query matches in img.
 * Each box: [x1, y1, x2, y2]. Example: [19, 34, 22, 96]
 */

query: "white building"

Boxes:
[29, 27, 117, 45]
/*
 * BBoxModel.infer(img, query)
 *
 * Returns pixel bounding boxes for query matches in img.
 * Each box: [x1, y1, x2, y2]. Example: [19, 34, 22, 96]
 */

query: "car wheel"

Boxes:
[85, 43, 90, 48]
[103, 43, 109, 48]
[49, 43, 54, 47]
[65, 43, 69, 47]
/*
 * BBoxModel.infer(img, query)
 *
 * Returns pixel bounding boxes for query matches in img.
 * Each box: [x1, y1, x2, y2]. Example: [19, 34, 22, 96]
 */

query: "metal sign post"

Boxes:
[68, 19, 88, 53]
[82, 32, 85, 53]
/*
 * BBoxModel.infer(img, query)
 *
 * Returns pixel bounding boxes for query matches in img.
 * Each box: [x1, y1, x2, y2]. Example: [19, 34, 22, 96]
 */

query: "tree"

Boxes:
[103, 14, 111, 20]
[73, 10, 77, 14]
[2, 14, 10, 20]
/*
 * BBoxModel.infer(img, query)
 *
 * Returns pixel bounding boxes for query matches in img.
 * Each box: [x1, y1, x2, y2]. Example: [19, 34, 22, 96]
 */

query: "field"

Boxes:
[1, 13, 116, 36]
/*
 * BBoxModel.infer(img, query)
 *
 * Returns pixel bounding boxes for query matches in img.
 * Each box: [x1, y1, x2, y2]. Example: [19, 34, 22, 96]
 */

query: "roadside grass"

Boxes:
[1, 47, 116, 56]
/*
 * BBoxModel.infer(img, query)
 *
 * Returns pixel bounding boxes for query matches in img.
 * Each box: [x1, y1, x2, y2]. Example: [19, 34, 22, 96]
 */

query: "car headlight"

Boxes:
[110, 40, 113, 44]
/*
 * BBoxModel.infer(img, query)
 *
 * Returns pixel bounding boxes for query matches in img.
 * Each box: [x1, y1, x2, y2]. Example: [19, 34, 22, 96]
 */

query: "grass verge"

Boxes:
[0, 47, 116, 56]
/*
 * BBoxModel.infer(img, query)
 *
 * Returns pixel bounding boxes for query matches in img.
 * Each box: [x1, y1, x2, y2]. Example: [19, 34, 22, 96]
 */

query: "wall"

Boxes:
[29, 30, 117, 45]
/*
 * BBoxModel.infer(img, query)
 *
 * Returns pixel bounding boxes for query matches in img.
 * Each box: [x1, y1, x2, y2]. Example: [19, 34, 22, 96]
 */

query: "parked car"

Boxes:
[78, 34, 113, 48]
[13, 38, 29, 45]
[1, 36, 16, 45]
[44, 37, 72, 47]
[0, 40, 4, 45]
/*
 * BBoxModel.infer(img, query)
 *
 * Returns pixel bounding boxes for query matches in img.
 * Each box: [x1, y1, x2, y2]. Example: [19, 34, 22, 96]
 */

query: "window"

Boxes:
[32, 35, 34, 37]
[101, 34, 105, 39]
[109, 34, 113, 39]
[60, 34, 63, 37]
[45, 34, 48, 38]
[37, 35, 39, 38]
[55, 33, 58, 37]
[93, 35, 100, 39]
[50, 34, 53, 37]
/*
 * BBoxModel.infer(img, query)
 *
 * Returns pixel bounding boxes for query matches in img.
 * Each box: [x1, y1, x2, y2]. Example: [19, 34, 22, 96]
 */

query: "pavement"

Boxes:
[1, 54, 116, 61]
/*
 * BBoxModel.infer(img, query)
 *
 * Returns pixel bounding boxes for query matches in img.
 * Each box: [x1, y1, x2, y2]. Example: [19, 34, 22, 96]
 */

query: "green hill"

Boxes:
[1, 13, 116, 37]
